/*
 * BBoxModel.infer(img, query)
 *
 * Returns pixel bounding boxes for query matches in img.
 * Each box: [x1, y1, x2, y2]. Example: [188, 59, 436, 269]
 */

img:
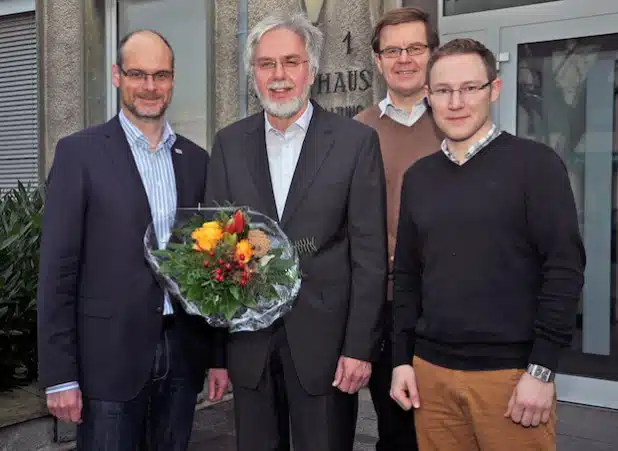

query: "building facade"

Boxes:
[1, 0, 616, 410]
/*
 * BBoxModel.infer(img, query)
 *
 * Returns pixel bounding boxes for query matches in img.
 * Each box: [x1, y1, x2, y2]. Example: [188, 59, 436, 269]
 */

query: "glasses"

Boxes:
[119, 67, 174, 83]
[254, 59, 309, 72]
[378, 44, 428, 59]
[428, 81, 493, 100]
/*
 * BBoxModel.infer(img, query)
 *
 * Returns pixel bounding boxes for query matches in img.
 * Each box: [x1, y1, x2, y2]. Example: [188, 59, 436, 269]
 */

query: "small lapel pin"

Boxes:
[174, 148, 183, 155]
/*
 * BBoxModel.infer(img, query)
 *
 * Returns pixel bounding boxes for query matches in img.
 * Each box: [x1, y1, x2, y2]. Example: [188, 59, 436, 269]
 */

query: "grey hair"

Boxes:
[244, 12, 324, 76]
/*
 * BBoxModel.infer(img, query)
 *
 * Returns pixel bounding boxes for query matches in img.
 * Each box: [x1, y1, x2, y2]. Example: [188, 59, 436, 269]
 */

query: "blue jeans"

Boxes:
[77, 323, 199, 451]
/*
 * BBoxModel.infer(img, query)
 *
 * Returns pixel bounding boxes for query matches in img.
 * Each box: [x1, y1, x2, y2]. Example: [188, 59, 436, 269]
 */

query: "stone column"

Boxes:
[215, 1, 242, 132]
[83, 0, 109, 128]
[36, 0, 84, 174]
[38, 0, 109, 173]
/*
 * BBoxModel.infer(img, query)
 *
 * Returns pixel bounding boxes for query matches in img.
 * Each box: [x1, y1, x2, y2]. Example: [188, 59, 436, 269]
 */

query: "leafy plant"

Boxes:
[153, 209, 297, 321]
[0, 182, 44, 390]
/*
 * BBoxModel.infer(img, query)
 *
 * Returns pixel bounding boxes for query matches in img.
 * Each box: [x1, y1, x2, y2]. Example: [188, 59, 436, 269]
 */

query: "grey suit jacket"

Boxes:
[206, 102, 388, 395]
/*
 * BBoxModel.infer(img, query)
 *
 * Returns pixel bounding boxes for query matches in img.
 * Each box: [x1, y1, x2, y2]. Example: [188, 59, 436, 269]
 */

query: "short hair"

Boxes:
[426, 38, 497, 85]
[244, 13, 324, 76]
[116, 29, 175, 69]
[371, 7, 439, 54]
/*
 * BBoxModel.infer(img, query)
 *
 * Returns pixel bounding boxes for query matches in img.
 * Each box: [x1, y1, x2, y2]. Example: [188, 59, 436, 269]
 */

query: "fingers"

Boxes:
[541, 407, 551, 424]
[407, 379, 420, 409]
[348, 368, 368, 393]
[208, 376, 217, 401]
[389, 377, 417, 411]
[520, 407, 534, 427]
[530, 410, 542, 428]
[390, 386, 412, 411]
[68, 404, 82, 424]
[332, 358, 344, 388]
[509, 401, 525, 424]
[214, 376, 228, 401]
[47, 391, 82, 424]
[336, 360, 371, 394]
[344, 373, 365, 394]
[504, 392, 515, 418]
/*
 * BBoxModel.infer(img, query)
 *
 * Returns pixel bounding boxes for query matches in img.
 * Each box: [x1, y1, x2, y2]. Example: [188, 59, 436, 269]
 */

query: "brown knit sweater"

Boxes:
[355, 105, 443, 267]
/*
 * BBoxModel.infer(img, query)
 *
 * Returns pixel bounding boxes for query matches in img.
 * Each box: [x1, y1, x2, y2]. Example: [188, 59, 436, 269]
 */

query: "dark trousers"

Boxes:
[369, 302, 418, 451]
[233, 322, 358, 451]
[77, 318, 199, 451]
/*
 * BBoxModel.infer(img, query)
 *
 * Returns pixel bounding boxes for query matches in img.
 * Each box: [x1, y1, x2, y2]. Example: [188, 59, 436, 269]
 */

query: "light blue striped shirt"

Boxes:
[46, 111, 177, 395]
[119, 110, 177, 315]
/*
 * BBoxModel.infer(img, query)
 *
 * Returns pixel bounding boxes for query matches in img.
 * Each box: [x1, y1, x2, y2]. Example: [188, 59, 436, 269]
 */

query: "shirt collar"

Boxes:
[265, 100, 314, 135]
[441, 123, 501, 165]
[118, 109, 176, 151]
[378, 93, 426, 118]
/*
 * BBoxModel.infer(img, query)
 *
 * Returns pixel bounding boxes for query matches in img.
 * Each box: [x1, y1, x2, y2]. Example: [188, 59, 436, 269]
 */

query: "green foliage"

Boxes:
[0, 182, 44, 390]
[154, 215, 296, 322]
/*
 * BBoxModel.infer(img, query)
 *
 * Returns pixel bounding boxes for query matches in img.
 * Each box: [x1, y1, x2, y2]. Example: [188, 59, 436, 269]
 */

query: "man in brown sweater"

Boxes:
[355, 7, 443, 451]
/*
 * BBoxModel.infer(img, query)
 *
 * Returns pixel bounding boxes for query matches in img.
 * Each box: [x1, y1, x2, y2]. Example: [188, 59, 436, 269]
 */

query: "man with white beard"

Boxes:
[205, 12, 389, 451]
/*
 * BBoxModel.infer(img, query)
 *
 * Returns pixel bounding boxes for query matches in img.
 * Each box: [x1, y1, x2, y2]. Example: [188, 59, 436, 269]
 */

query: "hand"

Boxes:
[207, 368, 229, 402]
[47, 388, 82, 424]
[332, 356, 371, 394]
[390, 364, 420, 411]
[504, 372, 554, 427]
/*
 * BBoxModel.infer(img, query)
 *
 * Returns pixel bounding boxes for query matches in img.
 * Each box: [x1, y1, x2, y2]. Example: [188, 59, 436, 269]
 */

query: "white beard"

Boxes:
[255, 80, 312, 119]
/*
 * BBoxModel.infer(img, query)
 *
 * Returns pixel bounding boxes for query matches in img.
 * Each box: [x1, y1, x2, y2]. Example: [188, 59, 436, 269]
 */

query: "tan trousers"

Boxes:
[413, 356, 556, 451]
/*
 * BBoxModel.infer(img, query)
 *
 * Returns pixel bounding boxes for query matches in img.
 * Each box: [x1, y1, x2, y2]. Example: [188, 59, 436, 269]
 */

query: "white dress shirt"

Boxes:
[378, 93, 427, 127]
[265, 102, 314, 219]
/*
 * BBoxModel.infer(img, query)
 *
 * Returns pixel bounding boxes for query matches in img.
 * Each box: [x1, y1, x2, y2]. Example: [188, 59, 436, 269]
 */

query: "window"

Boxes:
[0, 11, 39, 191]
[117, 0, 214, 151]
[443, 0, 556, 16]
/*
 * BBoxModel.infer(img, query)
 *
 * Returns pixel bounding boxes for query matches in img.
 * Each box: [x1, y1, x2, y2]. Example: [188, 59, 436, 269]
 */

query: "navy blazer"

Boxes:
[37, 116, 224, 401]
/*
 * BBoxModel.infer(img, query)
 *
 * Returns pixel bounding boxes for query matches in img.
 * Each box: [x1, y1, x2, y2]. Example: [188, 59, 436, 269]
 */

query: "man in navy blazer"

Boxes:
[36, 30, 228, 451]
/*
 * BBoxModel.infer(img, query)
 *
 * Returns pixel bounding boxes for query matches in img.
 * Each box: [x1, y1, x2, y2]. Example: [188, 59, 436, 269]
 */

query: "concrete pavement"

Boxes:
[188, 389, 618, 450]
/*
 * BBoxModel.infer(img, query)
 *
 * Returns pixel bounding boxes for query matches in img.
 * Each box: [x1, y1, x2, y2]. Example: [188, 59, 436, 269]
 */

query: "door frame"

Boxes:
[440, 2, 618, 410]
[498, 15, 618, 409]
[498, 12, 618, 133]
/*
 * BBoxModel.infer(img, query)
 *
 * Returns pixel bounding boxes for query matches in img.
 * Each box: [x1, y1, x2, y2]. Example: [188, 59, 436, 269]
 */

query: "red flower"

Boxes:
[224, 210, 246, 234]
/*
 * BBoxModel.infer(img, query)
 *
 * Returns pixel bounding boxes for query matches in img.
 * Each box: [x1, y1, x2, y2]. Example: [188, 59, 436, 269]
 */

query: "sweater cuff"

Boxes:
[392, 333, 415, 368]
[529, 337, 562, 372]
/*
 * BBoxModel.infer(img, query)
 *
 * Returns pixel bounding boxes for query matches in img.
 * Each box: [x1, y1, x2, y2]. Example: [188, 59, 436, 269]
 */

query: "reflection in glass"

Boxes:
[444, 0, 555, 16]
[117, 0, 212, 150]
[517, 34, 618, 381]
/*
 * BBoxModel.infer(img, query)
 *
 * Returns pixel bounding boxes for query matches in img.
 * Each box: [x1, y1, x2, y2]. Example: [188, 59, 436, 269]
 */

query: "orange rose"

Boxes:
[191, 221, 223, 251]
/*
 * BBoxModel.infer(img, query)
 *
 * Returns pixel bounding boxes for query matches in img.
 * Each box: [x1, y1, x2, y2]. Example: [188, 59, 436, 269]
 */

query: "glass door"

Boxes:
[499, 14, 618, 409]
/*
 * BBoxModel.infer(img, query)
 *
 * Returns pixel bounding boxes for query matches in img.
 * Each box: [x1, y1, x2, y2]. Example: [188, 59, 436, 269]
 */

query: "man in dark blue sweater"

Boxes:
[390, 38, 585, 451]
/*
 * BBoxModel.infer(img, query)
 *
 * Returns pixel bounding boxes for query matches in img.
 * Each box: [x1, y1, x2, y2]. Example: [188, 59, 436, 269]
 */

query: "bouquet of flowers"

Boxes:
[144, 207, 301, 332]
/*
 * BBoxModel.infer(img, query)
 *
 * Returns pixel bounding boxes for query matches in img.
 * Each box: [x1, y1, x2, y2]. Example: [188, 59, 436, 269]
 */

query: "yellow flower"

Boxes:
[235, 239, 253, 262]
[192, 221, 223, 251]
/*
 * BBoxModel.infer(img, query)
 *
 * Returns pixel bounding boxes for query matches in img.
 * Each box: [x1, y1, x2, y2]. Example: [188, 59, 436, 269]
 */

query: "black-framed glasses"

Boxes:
[428, 80, 494, 100]
[378, 44, 429, 58]
[119, 67, 174, 83]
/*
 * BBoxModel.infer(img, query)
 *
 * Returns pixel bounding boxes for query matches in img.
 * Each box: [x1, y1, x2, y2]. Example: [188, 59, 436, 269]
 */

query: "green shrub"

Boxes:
[0, 182, 44, 390]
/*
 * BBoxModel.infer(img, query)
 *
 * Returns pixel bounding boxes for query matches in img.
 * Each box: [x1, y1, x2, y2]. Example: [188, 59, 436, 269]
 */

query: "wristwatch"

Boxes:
[527, 364, 555, 383]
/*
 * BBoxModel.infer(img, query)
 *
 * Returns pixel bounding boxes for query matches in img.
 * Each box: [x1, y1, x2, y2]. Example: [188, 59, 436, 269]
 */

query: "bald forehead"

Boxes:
[121, 31, 173, 70]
